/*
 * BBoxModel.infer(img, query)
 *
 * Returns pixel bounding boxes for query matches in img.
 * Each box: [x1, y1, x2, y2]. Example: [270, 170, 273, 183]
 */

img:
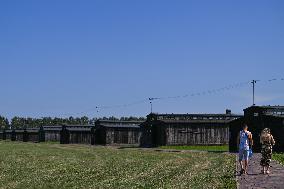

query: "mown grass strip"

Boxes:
[273, 153, 284, 165]
[0, 141, 235, 189]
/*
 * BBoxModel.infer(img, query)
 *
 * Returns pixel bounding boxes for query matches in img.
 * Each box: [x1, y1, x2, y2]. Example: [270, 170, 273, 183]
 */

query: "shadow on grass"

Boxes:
[116, 146, 140, 150]
[117, 146, 229, 154]
[207, 151, 228, 153]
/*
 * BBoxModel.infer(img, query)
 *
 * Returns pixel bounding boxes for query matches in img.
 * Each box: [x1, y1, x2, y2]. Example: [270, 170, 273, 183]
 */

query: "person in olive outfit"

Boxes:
[260, 128, 275, 174]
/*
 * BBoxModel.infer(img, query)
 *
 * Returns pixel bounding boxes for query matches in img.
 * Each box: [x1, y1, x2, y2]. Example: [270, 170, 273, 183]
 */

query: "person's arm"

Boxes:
[249, 133, 253, 148]
[260, 135, 263, 145]
[271, 135, 275, 146]
[237, 133, 240, 149]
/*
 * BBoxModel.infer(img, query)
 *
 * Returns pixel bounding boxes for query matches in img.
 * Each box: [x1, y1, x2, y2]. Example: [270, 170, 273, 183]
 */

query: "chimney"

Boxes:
[226, 109, 232, 115]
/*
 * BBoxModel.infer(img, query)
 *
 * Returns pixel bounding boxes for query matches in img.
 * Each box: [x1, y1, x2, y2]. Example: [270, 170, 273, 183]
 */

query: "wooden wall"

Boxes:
[0, 128, 48, 143]
[264, 116, 284, 152]
[15, 131, 24, 141]
[59, 126, 95, 145]
[5, 131, 13, 140]
[139, 125, 152, 147]
[0, 131, 3, 140]
[45, 131, 61, 142]
[95, 120, 143, 145]
[26, 132, 41, 142]
[104, 128, 141, 145]
[163, 123, 229, 146]
[228, 118, 244, 152]
[68, 131, 94, 145]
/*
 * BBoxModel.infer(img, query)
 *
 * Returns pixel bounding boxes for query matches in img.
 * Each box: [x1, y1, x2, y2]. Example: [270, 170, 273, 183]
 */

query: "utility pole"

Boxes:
[251, 80, 259, 106]
[149, 98, 159, 113]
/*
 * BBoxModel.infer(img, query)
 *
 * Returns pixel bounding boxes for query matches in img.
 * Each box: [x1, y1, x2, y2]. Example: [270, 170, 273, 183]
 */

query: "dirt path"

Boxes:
[236, 153, 284, 189]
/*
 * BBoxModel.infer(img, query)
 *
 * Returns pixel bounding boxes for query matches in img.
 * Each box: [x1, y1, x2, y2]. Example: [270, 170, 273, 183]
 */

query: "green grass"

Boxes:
[273, 153, 284, 165]
[160, 145, 229, 152]
[0, 141, 236, 189]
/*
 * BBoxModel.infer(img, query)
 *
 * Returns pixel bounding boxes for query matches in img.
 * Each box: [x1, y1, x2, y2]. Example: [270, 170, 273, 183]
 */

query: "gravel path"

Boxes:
[236, 153, 284, 189]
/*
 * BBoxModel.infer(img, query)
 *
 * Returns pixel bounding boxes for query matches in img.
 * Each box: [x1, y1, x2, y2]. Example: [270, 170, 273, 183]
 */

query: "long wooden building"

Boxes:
[43, 126, 62, 142]
[3, 129, 13, 140]
[95, 120, 143, 145]
[229, 106, 284, 153]
[0, 128, 45, 143]
[140, 110, 242, 147]
[60, 125, 95, 145]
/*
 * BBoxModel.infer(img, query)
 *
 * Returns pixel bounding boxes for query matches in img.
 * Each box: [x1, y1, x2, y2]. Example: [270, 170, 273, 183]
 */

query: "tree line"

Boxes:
[0, 116, 146, 129]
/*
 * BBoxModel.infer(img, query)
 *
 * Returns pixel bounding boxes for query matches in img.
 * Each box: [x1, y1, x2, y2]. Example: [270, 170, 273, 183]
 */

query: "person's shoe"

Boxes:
[240, 169, 245, 175]
[266, 170, 270, 174]
[261, 170, 265, 174]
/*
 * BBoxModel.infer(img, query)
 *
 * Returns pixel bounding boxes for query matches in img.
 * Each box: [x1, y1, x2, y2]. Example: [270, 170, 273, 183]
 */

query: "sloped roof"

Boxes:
[98, 124, 141, 129]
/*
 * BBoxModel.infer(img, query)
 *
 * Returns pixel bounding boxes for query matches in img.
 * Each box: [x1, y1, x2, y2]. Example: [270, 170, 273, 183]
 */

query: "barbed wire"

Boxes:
[61, 77, 284, 117]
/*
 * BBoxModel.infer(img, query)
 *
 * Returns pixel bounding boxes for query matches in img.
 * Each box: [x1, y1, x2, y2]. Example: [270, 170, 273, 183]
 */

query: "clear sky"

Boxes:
[0, 0, 284, 119]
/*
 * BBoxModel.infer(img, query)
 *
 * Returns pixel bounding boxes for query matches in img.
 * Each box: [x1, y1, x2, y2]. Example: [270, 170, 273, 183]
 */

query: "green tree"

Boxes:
[80, 116, 89, 125]
[11, 117, 26, 129]
[0, 116, 9, 129]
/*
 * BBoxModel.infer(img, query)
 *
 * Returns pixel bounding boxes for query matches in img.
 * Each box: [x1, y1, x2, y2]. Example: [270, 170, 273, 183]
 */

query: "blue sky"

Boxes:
[0, 0, 284, 118]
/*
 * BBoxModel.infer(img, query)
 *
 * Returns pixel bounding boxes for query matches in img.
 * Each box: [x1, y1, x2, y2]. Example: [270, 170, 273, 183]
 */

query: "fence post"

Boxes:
[11, 130, 16, 141]
[39, 126, 45, 142]
[23, 128, 28, 142]
[91, 127, 95, 145]
[3, 130, 6, 140]
[60, 126, 65, 144]
[60, 125, 70, 144]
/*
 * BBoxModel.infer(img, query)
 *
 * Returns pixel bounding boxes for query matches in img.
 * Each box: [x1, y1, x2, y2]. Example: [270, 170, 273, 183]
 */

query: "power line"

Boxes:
[93, 80, 251, 115]
[61, 77, 284, 116]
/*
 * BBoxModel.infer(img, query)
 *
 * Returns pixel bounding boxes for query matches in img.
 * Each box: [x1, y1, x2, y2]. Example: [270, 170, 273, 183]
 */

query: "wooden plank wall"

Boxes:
[105, 128, 141, 145]
[45, 131, 60, 142]
[28, 133, 40, 142]
[164, 123, 229, 146]
[69, 131, 92, 144]
[5, 133, 12, 140]
[15, 133, 24, 141]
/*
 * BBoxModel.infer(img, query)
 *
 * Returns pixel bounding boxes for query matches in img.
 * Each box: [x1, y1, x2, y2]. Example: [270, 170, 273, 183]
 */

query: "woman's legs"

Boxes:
[266, 165, 270, 174]
[260, 148, 267, 174]
[265, 149, 272, 174]
[261, 166, 265, 174]
[260, 146, 273, 174]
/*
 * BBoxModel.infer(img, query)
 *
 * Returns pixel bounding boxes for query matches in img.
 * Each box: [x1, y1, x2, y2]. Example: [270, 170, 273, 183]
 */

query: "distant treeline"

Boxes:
[0, 116, 146, 129]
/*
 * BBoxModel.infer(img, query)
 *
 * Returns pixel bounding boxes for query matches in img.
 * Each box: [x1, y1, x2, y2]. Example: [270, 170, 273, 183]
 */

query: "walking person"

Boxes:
[260, 128, 275, 174]
[237, 124, 253, 175]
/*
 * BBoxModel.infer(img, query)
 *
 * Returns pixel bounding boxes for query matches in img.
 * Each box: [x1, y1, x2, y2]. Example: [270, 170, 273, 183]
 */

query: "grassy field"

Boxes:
[273, 153, 284, 165]
[0, 141, 236, 189]
[160, 145, 229, 152]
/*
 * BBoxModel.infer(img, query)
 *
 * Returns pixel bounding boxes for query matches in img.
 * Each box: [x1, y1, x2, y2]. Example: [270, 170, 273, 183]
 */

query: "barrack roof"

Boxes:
[98, 124, 141, 129]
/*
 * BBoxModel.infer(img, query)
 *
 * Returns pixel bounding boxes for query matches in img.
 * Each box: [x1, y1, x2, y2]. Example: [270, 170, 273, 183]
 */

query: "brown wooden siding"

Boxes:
[69, 131, 93, 144]
[45, 131, 60, 142]
[105, 128, 141, 145]
[163, 123, 229, 146]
